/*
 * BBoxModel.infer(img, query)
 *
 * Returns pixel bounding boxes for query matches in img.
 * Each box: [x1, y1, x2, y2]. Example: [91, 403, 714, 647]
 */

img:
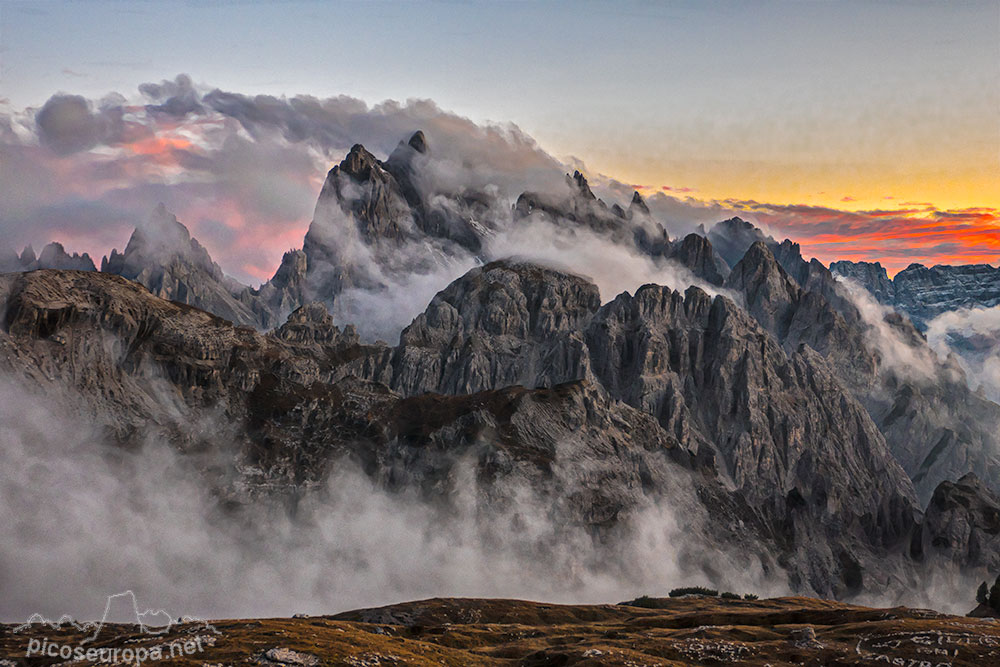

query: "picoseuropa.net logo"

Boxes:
[13, 590, 220, 664]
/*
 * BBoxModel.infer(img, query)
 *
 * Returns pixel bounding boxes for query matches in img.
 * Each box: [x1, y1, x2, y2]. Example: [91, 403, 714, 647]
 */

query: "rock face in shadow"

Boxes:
[390, 260, 600, 396]
[914, 473, 1000, 573]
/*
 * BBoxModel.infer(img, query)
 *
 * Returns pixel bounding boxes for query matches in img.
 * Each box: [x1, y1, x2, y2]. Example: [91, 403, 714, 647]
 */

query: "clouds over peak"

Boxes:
[2, 75, 572, 285]
[1, 73, 997, 288]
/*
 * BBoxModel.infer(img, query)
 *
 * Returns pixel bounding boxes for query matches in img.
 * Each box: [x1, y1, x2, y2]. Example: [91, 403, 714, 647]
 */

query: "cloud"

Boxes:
[0, 372, 782, 622]
[835, 276, 938, 382]
[139, 73, 204, 117]
[35, 94, 125, 155]
[926, 305, 1000, 402]
[2, 74, 997, 291]
[487, 215, 736, 305]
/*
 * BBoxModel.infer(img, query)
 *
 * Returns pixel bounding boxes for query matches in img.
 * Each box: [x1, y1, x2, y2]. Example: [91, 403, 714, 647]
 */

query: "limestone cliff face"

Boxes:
[914, 473, 1000, 573]
[829, 260, 896, 304]
[390, 260, 600, 396]
[0, 264, 950, 598]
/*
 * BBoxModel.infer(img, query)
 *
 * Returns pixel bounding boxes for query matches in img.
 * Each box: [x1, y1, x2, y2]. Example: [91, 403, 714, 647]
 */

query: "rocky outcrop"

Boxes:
[914, 473, 1000, 572]
[894, 263, 1000, 328]
[390, 260, 600, 396]
[829, 260, 896, 303]
[723, 241, 875, 387]
[668, 234, 729, 285]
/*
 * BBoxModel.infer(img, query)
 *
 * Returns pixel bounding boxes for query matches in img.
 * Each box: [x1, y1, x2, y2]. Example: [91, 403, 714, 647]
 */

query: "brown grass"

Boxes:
[4, 596, 999, 666]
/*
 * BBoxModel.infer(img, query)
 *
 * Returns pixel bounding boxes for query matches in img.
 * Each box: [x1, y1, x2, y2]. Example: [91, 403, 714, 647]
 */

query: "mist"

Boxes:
[835, 276, 939, 382]
[487, 215, 737, 304]
[0, 374, 782, 624]
[926, 305, 1000, 402]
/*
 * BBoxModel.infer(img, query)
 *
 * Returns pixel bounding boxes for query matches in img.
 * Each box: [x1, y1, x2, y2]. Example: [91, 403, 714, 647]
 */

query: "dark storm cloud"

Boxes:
[139, 73, 204, 117]
[35, 94, 120, 154]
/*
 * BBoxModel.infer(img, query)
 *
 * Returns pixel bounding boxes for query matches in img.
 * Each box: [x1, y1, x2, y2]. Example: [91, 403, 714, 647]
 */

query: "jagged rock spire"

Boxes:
[407, 130, 427, 154]
[629, 191, 650, 215]
[568, 170, 596, 200]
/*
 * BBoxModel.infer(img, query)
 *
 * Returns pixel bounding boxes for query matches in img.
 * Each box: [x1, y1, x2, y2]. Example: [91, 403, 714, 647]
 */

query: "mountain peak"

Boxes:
[19, 245, 36, 265]
[629, 191, 650, 215]
[707, 217, 774, 268]
[129, 203, 194, 253]
[743, 239, 777, 263]
[569, 170, 596, 200]
[340, 144, 382, 180]
[407, 130, 428, 154]
[725, 240, 790, 294]
[37, 242, 97, 271]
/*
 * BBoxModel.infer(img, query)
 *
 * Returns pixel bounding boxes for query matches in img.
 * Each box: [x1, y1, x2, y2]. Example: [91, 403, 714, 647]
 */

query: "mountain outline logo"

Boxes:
[13, 590, 219, 645]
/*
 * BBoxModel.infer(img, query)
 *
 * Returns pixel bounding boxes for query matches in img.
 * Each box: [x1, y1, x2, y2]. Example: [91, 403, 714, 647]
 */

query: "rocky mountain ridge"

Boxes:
[3, 130, 1000, 604]
[2, 261, 996, 600]
[706, 219, 1000, 503]
[831, 259, 1000, 328]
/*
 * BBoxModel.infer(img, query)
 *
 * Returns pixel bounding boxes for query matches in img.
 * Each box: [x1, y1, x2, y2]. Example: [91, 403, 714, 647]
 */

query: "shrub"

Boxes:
[668, 586, 719, 598]
[743, 593, 759, 601]
[720, 592, 740, 600]
[625, 595, 660, 608]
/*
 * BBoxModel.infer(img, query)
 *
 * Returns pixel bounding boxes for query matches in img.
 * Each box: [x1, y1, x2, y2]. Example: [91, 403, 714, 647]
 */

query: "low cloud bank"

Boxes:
[926, 305, 1000, 403]
[0, 375, 781, 623]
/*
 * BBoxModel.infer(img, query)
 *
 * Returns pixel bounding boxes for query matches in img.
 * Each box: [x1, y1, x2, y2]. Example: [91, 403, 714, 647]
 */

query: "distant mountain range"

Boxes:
[2, 130, 999, 604]
[830, 259, 1000, 329]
